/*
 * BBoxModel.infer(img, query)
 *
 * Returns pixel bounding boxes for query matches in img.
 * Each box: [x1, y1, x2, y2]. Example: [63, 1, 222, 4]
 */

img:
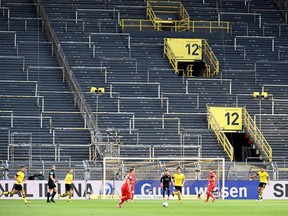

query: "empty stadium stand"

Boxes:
[0, 0, 91, 164]
[0, 0, 288, 179]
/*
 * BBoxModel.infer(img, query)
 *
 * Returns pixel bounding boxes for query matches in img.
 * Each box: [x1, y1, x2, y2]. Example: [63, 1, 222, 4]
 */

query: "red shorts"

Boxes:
[121, 185, 131, 198]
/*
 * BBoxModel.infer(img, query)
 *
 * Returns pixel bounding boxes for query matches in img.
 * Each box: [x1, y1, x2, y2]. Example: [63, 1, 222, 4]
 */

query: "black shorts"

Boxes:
[13, 184, 23, 191]
[48, 182, 56, 190]
[258, 182, 267, 188]
[163, 184, 170, 191]
[174, 186, 182, 193]
[65, 184, 72, 191]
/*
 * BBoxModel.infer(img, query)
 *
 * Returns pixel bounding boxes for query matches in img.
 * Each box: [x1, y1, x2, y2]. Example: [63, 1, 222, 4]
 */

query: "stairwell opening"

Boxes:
[177, 61, 206, 77]
[225, 132, 259, 162]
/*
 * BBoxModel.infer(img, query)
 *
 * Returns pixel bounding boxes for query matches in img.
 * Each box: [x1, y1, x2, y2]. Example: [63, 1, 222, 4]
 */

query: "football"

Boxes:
[162, 202, 169, 208]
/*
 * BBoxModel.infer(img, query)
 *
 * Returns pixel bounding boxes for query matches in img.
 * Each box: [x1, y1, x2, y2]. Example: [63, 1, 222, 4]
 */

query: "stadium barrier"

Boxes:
[120, 19, 230, 33]
[202, 39, 220, 76]
[146, 0, 190, 32]
[121, 0, 229, 32]
[242, 108, 273, 162]
[34, 0, 102, 156]
[208, 106, 272, 162]
[1, 180, 287, 200]
[208, 109, 234, 161]
[163, 38, 219, 77]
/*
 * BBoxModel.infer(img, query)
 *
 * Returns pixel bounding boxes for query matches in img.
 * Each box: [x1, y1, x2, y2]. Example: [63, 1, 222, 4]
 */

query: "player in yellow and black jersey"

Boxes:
[172, 166, 185, 205]
[0, 166, 29, 205]
[249, 167, 270, 201]
[58, 168, 74, 202]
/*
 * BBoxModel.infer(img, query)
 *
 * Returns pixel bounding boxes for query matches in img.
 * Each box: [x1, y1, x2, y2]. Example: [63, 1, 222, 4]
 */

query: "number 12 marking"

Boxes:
[224, 112, 239, 125]
[186, 43, 200, 56]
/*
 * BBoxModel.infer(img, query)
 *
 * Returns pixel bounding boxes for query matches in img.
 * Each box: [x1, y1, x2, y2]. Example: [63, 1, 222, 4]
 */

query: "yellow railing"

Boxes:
[120, 19, 230, 33]
[126, 0, 230, 32]
[178, 18, 190, 32]
[146, 1, 160, 30]
[178, 2, 190, 31]
[179, 2, 189, 20]
[190, 21, 230, 33]
[185, 64, 193, 77]
[204, 65, 211, 77]
[120, 19, 154, 31]
[163, 38, 219, 77]
[164, 38, 179, 73]
[242, 108, 273, 162]
[202, 40, 219, 76]
[146, 1, 190, 32]
[209, 109, 234, 161]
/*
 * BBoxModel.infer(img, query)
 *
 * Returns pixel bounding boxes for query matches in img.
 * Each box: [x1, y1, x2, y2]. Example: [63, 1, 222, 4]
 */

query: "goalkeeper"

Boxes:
[160, 170, 171, 199]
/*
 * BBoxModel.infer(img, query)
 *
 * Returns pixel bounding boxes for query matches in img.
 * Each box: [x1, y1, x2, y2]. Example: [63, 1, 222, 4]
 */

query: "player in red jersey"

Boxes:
[117, 167, 135, 208]
[130, 184, 135, 203]
[205, 168, 216, 202]
[130, 175, 138, 203]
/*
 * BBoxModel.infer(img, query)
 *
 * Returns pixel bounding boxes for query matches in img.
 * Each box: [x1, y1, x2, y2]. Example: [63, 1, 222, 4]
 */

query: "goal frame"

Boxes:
[103, 157, 226, 200]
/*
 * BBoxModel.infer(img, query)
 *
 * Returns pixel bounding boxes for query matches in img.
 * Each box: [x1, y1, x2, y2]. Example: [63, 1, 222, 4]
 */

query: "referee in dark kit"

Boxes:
[47, 165, 58, 203]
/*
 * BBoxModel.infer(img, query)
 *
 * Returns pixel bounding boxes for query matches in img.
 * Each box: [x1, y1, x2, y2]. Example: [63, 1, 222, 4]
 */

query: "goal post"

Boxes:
[102, 157, 226, 200]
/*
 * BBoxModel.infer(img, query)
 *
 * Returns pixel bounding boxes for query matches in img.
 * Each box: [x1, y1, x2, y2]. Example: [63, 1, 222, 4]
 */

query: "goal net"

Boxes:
[102, 157, 226, 200]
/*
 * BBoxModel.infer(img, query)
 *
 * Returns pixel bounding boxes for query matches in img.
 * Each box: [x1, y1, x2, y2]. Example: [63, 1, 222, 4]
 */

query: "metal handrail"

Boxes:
[208, 107, 234, 161]
[120, 18, 230, 32]
[163, 38, 178, 73]
[243, 108, 272, 162]
[202, 40, 219, 76]
[164, 38, 220, 78]
[186, 78, 232, 95]
[129, 116, 181, 135]
[33, 0, 102, 157]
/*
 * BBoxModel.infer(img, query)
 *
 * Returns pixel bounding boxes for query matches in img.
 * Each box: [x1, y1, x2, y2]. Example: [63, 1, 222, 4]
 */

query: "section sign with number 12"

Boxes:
[209, 107, 243, 131]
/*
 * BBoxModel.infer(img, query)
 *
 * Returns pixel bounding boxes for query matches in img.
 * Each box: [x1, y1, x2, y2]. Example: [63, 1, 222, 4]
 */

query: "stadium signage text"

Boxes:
[263, 181, 288, 199]
[0, 180, 287, 200]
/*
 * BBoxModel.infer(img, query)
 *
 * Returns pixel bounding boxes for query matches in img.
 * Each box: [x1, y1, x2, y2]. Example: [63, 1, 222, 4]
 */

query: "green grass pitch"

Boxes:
[0, 199, 287, 216]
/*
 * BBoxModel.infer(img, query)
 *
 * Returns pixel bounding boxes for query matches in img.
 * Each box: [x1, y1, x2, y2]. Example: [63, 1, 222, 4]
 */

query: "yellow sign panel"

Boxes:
[166, 38, 202, 60]
[209, 107, 243, 131]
